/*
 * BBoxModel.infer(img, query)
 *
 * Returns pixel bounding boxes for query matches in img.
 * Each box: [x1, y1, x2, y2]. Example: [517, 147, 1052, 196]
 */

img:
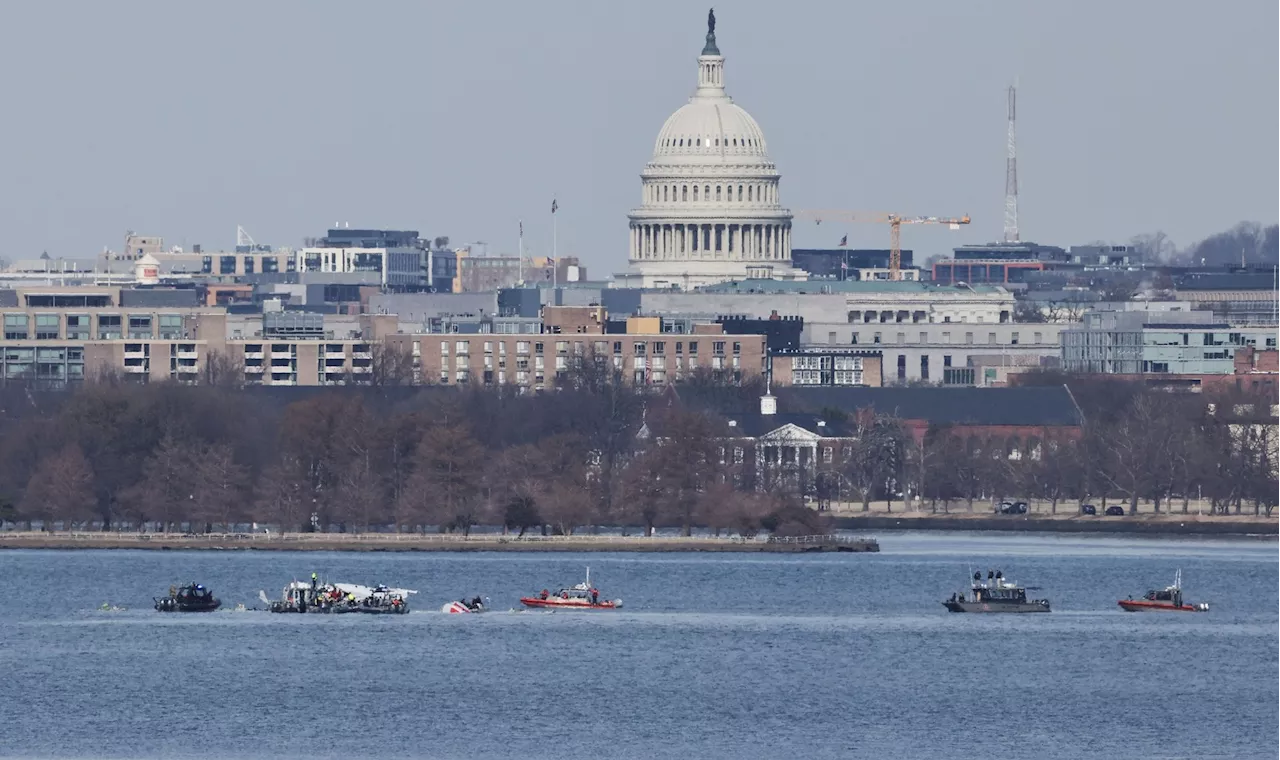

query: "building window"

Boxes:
[713, 341, 726, 355]
[128, 315, 153, 339]
[34, 314, 60, 340]
[682, 185, 688, 201]
[896, 332, 905, 344]
[851, 333, 859, 345]
[988, 333, 997, 345]
[158, 314, 183, 340]
[4, 314, 29, 340]
[965, 332, 974, 345]
[688, 341, 698, 355]
[219, 255, 236, 275]
[66, 314, 90, 340]
[897, 355, 906, 380]
[441, 341, 450, 354]
[873, 332, 881, 344]
[1011, 332, 1019, 345]
[653, 341, 665, 355]
[921, 355, 930, 381]
[944, 355, 952, 367]
[1033, 332, 1042, 344]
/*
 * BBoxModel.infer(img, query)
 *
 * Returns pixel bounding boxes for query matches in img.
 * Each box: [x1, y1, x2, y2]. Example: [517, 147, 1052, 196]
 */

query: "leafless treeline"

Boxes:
[904, 373, 1277, 517]
[0, 371, 1274, 535]
[0, 372, 825, 536]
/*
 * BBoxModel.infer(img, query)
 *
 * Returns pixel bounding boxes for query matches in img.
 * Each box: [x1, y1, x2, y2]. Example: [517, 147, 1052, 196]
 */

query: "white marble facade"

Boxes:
[621, 16, 806, 289]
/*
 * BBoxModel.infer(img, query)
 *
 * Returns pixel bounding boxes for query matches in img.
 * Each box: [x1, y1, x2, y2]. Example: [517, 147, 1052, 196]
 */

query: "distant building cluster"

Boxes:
[1, 12, 1275, 398]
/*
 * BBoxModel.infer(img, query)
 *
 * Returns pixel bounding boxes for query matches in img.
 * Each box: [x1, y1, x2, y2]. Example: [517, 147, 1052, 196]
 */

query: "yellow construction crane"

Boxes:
[794, 210, 971, 281]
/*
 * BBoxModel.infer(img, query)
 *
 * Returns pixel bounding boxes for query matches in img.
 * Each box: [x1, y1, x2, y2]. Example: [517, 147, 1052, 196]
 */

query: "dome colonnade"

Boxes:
[625, 10, 803, 287]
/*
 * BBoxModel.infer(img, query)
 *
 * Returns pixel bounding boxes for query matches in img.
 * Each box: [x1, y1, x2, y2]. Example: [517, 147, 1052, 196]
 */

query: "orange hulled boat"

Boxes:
[520, 568, 622, 610]
[1118, 570, 1209, 612]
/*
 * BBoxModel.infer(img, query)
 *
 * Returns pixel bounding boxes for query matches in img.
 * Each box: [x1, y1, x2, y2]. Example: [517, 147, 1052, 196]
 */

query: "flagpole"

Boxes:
[518, 219, 524, 286]
[552, 201, 558, 290]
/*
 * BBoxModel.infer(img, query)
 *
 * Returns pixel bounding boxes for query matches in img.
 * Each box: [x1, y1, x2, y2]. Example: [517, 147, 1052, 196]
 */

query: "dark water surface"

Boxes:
[1, 532, 1275, 760]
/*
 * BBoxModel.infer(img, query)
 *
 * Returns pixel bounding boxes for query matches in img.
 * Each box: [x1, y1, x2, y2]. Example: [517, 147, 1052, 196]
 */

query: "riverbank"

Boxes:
[0, 532, 879, 553]
[830, 511, 1277, 537]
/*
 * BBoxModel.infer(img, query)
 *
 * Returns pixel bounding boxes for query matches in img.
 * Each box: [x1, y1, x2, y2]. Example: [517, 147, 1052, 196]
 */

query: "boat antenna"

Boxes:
[586, 566, 591, 586]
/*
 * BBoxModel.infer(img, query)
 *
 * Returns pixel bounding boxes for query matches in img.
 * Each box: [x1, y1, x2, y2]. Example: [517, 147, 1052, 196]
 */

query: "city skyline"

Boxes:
[1, 0, 1275, 268]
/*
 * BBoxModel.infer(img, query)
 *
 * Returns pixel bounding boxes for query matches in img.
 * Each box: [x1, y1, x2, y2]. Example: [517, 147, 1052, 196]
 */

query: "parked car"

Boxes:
[997, 501, 1028, 515]
[1080, 503, 1097, 515]
[1104, 505, 1126, 516]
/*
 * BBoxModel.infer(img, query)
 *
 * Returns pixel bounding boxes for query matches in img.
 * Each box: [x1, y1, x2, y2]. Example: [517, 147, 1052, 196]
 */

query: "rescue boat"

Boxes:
[1118, 570, 1209, 612]
[520, 568, 621, 610]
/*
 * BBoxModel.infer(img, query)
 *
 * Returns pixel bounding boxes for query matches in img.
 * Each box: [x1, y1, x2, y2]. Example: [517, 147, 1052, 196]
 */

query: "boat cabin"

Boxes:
[1145, 587, 1182, 605]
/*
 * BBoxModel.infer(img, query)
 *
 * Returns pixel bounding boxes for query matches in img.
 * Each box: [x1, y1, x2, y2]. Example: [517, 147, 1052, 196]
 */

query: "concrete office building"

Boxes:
[801, 321, 1067, 385]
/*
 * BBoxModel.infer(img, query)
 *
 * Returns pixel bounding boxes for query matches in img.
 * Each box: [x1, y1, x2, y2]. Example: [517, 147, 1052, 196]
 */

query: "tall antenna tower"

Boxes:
[236, 225, 256, 249]
[1003, 82, 1019, 243]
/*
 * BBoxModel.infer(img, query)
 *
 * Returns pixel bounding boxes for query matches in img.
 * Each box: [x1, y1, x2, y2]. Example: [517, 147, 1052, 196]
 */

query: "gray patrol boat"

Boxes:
[943, 569, 1051, 613]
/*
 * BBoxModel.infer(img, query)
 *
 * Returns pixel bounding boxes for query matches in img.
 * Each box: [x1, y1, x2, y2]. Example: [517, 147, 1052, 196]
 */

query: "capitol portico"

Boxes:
[616, 11, 807, 289]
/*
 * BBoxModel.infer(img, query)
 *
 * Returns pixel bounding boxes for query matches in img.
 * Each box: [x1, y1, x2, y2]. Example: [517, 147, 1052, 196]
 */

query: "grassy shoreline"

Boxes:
[0, 532, 880, 553]
[829, 511, 1276, 537]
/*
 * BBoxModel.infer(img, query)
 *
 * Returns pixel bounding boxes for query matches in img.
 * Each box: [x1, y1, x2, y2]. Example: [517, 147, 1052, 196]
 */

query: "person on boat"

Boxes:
[470, 596, 483, 610]
[590, 588, 599, 605]
[540, 589, 549, 601]
[311, 572, 318, 591]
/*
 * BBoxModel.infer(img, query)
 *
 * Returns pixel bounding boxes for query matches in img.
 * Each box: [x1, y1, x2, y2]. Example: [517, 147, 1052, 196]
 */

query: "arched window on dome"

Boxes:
[663, 186, 668, 202]
[738, 185, 744, 201]
[704, 185, 710, 199]
[716, 186, 722, 202]
[747, 186, 753, 202]
[678, 138, 683, 147]
[682, 185, 688, 202]
[693, 185, 699, 201]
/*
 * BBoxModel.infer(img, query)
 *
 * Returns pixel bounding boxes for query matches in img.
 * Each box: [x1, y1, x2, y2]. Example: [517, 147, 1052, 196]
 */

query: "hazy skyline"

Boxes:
[1, 1, 1275, 271]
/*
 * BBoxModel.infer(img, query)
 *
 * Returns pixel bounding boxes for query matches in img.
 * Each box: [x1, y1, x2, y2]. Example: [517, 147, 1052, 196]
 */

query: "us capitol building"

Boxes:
[615, 11, 807, 289]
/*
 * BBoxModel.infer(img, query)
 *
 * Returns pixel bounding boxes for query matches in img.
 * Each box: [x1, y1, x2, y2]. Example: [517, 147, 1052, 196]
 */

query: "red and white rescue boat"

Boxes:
[520, 568, 621, 610]
[1118, 570, 1209, 612]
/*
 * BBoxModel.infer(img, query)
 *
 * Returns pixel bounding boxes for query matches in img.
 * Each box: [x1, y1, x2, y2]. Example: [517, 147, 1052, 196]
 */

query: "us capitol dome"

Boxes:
[617, 9, 806, 289]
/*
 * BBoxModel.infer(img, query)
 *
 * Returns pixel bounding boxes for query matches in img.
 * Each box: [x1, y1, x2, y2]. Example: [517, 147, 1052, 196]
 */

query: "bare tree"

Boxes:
[191, 442, 249, 532]
[120, 433, 199, 531]
[401, 424, 486, 535]
[22, 444, 97, 529]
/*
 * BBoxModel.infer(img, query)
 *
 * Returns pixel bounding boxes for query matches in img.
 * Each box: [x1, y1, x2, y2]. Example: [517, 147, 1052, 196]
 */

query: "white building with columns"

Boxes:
[615, 13, 806, 290]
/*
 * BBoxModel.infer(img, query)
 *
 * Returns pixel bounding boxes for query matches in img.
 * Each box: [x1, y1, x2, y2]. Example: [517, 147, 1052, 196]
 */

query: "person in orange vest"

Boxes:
[590, 588, 599, 605]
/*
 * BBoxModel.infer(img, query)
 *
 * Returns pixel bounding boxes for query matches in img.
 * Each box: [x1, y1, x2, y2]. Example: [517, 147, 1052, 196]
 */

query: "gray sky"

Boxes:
[1, 1, 1275, 271]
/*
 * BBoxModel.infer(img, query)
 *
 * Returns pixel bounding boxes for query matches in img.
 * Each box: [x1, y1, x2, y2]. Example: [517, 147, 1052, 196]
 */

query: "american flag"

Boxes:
[519, 220, 523, 237]
[838, 234, 847, 247]
[551, 199, 559, 214]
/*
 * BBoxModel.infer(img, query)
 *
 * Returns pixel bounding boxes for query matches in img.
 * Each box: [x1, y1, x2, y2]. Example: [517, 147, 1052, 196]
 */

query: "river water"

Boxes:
[0, 532, 1275, 760]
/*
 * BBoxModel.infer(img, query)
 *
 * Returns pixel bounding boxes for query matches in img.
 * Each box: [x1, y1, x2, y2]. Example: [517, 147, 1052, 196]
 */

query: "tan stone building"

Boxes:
[388, 328, 767, 390]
